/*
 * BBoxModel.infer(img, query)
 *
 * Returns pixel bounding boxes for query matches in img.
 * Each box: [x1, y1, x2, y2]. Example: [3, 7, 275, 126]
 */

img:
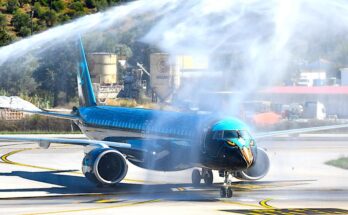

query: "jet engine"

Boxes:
[235, 147, 270, 180]
[82, 148, 128, 185]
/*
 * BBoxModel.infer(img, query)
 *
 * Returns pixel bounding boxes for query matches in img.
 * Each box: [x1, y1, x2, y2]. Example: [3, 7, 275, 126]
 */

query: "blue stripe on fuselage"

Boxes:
[78, 106, 213, 139]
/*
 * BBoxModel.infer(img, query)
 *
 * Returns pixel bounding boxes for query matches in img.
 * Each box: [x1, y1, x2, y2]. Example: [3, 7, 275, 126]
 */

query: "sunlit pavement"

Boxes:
[0, 135, 347, 215]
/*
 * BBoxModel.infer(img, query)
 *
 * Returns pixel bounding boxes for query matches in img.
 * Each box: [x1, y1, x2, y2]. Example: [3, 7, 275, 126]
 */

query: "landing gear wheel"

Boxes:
[192, 169, 201, 186]
[220, 187, 226, 197]
[226, 187, 233, 198]
[220, 187, 233, 198]
[203, 169, 213, 186]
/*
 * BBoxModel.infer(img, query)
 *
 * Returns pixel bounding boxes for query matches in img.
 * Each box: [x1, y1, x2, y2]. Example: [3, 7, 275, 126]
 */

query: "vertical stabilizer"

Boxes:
[77, 37, 97, 107]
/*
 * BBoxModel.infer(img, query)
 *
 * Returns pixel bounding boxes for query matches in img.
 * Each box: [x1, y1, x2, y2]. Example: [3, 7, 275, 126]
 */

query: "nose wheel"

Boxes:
[220, 170, 234, 198]
[220, 186, 233, 198]
[191, 168, 213, 186]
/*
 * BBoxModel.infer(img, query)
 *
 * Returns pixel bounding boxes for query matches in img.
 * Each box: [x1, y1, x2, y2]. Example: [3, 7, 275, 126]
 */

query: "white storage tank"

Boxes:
[150, 53, 181, 101]
[87, 53, 117, 85]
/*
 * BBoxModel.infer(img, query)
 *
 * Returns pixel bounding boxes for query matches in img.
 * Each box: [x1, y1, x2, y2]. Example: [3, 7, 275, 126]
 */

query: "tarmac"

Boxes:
[0, 134, 347, 215]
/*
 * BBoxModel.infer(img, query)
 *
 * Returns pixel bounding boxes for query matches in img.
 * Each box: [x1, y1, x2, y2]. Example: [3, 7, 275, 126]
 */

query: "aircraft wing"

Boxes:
[0, 135, 131, 149]
[7, 109, 79, 120]
[254, 123, 348, 139]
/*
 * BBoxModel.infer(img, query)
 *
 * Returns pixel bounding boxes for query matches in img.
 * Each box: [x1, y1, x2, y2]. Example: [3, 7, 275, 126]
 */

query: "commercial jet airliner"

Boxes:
[1, 39, 348, 198]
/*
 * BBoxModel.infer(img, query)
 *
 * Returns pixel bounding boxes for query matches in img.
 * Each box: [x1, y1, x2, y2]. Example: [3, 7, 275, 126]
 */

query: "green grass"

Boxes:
[325, 157, 348, 170]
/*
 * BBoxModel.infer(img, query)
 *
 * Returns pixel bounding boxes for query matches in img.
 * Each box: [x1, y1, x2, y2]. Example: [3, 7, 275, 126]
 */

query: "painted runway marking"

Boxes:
[259, 198, 275, 209]
[1, 148, 59, 171]
[23, 199, 160, 215]
[221, 200, 265, 209]
[172, 187, 186, 192]
[221, 208, 348, 215]
[95, 199, 120, 203]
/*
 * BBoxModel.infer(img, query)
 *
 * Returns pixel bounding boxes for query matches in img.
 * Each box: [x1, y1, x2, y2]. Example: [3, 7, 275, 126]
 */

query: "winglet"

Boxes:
[77, 37, 97, 107]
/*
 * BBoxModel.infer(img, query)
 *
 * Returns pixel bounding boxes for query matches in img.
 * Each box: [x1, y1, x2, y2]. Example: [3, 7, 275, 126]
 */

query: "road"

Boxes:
[0, 135, 347, 214]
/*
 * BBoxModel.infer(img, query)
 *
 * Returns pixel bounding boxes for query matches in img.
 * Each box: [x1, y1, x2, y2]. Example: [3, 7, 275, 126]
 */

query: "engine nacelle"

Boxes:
[235, 147, 270, 181]
[82, 148, 128, 185]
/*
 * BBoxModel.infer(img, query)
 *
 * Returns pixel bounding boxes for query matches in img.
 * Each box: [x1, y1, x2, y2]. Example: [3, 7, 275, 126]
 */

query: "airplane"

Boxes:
[1, 38, 348, 198]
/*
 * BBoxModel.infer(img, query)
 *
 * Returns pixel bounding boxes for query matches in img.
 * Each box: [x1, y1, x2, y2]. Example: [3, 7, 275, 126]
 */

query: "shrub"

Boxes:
[0, 14, 7, 30]
[11, 11, 30, 32]
[43, 10, 58, 27]
[33, 2, 45, 18]
[52, 0, 65, 12]
[39, 0, 49, 7]
[69, 2, 84, 11]
[85, 0, 96, 8]
[0, 29, 14, 46]
[6, 0, 19, 13]
[19, 26, 31, 36]
[96, 0, 108, 11]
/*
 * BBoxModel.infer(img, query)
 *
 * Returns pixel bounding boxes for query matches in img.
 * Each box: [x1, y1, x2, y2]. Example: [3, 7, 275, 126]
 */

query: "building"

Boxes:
[296, 59, 332, 86]
[0, 96, 40, 121]
[256, 86, 348, 118]
[0, 108, 24, 120]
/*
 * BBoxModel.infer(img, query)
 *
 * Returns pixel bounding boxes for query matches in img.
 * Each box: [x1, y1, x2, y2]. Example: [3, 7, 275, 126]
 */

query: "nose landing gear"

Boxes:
[191, 168, 213, 186]
[219, 170, 233, 198]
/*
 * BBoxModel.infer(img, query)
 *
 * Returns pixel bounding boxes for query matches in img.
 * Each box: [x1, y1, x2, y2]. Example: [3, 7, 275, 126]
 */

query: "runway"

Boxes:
[0, 135, 347, 214]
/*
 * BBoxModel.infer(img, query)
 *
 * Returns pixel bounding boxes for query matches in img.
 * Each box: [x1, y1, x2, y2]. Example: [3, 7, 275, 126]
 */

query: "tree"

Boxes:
[69, 2, 84, 11]
[0, 29, 14, 46]
[32, 42, 78, 106]
[19, 26, 31, 36]
[18, 0, 30, 7]
[0, 14, 7, 30]
[107, 0, 120, 6]
[0, 55, 39, 96]
[52, 0, 65, 12]
[115, 44, 132, 58]
[6, 0, 19, 13]
[43, 10, 58, 26]
[58, 14, 70, 23]
[96, 0, 108, 11]
[39, 0, 49, 6]
[85, 0, 96, 8]
[33, 2, 45, 18]
[12, 11, 30, 32]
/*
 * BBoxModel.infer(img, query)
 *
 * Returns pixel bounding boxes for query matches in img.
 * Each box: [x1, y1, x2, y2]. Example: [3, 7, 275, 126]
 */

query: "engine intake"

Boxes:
[82, 148, 128, 185]
[235, 147, 270, 180]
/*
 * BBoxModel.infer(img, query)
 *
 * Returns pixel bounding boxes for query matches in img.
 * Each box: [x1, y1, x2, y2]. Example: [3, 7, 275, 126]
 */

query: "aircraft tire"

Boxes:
[226, 187, 233, 198]
[220, 187, 226, 197]
[192, 169, 201, 186]
[203, 169, 213, 186]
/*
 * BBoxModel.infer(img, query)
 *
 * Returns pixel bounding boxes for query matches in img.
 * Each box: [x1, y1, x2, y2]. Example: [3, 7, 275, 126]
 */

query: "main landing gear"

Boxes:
[219, 170, 233, 198]
[191, 168, 213, 186]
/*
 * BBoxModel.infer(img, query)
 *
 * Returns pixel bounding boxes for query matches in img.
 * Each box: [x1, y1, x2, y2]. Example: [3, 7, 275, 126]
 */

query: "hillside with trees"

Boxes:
[0, 0, 138, 108]
[0, 0, 125, 46]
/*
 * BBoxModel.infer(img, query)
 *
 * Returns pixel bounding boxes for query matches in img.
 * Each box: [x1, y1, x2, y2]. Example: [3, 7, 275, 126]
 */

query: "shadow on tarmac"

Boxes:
[0, 170, 209, 198]
[0, 170, 314, 197]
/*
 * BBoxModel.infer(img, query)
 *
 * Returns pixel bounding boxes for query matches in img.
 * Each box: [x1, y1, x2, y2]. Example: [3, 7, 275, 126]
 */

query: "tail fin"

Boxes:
[77, 37, 97, 107]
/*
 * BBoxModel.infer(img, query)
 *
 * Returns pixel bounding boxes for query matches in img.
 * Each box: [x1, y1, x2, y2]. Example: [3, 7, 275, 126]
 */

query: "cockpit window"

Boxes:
[223, 130, 239, 139]
[239, 130, 251, 139]
[212, 131, 223, 140]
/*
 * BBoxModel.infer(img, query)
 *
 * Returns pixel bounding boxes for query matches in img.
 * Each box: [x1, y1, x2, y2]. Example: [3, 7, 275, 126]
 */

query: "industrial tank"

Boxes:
[87, 53, 117, 85]
[150, 53, 181, 102]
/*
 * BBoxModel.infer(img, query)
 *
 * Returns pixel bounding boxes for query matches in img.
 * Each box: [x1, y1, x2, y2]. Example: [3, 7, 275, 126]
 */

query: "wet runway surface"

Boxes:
[0, 136, 347, 214]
